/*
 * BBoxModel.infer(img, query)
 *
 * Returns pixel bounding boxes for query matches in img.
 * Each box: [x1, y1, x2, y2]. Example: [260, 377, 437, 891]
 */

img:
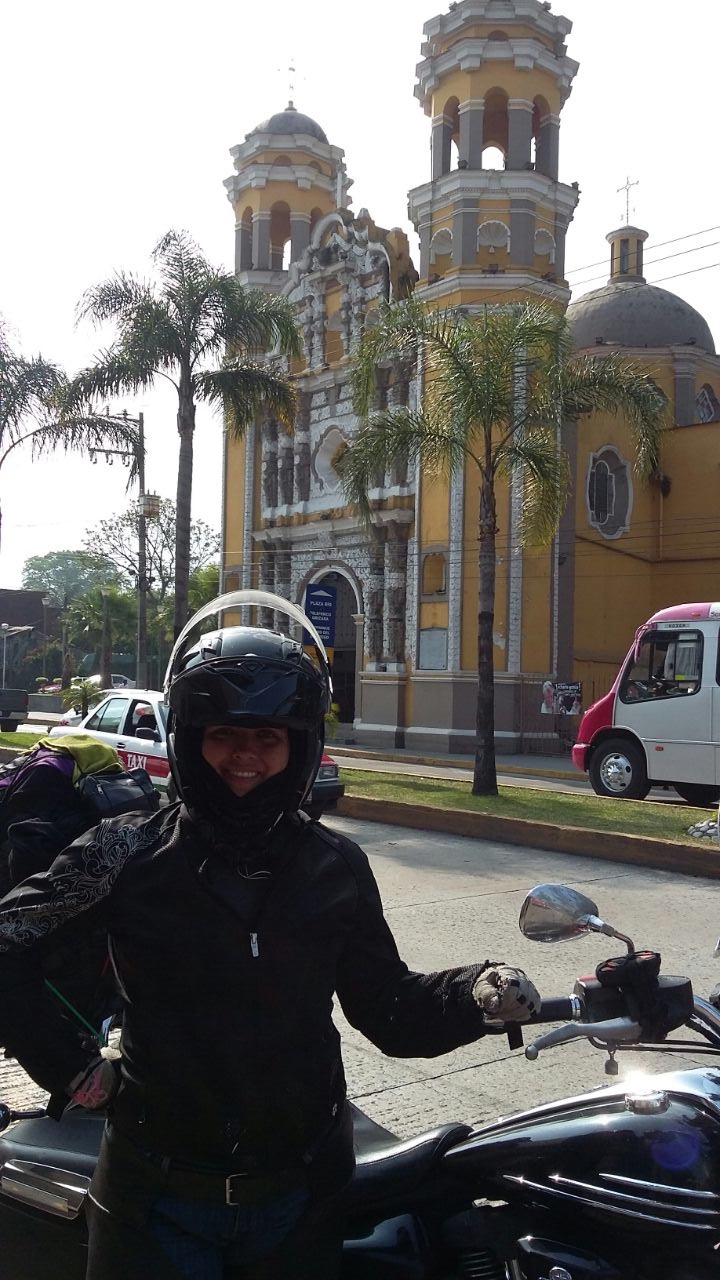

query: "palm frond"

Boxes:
[196, 362, 296, 433]
[151, 233, 301, 364]
[551, 352, 667, 475]
[218, 284, 301, 359]
[76, 274, 155, 327]
[1, 415, 140, 487]
[497, 427, 571, 544]
[62, 350, 159, 413]
[0, 323, 66, 445]
[340, 407, 468, 521]
[153, 229, 206, 294]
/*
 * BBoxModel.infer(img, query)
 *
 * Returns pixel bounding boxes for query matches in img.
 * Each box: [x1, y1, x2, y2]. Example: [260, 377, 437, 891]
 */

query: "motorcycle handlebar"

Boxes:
[530, 996, 582, 1025]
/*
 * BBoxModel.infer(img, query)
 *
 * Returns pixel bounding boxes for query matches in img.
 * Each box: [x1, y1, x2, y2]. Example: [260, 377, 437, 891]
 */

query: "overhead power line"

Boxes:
[565, 224, 720, 278]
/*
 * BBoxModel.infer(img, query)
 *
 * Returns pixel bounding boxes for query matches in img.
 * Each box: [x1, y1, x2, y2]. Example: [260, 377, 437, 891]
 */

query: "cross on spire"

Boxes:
[617, 175, 639, 225]
[287, 59, 296, 109]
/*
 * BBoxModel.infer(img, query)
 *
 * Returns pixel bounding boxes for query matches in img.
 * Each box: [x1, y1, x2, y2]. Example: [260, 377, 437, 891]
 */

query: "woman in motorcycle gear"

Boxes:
[0, 613, 540, 1280]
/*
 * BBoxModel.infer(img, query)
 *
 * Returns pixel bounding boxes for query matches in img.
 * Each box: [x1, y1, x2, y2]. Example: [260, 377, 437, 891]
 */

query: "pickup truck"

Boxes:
[0, 689, 29, 732]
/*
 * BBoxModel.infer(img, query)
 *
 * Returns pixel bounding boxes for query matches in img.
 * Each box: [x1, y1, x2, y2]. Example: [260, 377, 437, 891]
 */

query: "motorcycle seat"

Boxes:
[0, 1106, 471, 1216]
[348, 1103, 471, 1213]
[0, 1108, 102, 1178]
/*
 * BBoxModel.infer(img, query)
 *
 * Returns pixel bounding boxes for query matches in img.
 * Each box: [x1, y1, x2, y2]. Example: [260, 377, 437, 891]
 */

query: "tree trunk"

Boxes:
[473, 472, 498, 796]
[174, 382, 196, 638]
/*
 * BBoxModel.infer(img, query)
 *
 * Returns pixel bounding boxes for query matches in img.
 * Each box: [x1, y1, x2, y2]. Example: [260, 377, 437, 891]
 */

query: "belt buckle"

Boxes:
[225, 1172, 248, 1206]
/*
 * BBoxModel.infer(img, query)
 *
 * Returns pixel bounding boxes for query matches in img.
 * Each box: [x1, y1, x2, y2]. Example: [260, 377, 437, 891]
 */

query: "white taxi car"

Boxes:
[49, 689, 344, 815]
[50, 689, 172, 797]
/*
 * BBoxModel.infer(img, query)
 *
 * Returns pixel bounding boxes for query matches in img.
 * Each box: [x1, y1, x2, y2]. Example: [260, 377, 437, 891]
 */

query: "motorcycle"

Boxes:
[2, 882, 720, 1279]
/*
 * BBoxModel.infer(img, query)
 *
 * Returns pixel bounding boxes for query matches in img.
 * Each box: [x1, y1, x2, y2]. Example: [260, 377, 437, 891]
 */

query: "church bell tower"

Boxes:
[409, 0, 580, 307]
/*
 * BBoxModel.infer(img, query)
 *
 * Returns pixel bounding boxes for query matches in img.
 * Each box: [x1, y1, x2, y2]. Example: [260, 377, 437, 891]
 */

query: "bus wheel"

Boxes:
[673, 783, 720, 808]
[589, 739, 650, 800]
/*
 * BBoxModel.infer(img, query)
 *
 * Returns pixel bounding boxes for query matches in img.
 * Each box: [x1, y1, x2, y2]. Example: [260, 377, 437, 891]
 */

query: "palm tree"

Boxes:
[0, 321, 139, 552]
[342, 299, 667, 796]
[67, 229, 300, 635]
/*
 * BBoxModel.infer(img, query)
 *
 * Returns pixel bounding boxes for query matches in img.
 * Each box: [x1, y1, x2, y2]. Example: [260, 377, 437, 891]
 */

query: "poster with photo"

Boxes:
[540, 680, 582, 716]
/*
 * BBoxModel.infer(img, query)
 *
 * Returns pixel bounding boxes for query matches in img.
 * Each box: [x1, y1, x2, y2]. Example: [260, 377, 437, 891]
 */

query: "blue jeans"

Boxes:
[149, 1185, 311, 1279]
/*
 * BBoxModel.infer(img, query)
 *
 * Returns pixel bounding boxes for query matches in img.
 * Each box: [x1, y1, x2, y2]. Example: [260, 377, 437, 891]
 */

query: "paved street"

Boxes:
[2, 816, 719, 1139]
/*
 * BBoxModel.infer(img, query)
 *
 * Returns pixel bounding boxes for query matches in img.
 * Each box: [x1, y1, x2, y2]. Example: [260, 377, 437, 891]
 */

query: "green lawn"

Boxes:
[0, 731, 43, 750]
[340, 768, 713, 844]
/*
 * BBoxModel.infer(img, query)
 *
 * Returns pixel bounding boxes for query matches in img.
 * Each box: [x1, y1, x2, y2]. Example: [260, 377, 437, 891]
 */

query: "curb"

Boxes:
[330, 746, 575, 783]
[335, 794, 720, 880]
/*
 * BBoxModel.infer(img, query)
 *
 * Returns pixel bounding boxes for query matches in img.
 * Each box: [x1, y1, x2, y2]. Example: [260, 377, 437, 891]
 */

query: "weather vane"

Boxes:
[617, 175, 639, 226]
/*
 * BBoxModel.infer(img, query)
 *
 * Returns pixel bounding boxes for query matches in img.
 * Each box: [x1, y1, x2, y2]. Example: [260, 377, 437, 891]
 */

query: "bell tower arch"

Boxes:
[409, 0, 580, 307]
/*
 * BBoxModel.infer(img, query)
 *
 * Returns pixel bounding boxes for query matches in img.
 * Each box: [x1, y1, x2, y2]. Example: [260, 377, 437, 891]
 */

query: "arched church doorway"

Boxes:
[314, 572, 358, 725]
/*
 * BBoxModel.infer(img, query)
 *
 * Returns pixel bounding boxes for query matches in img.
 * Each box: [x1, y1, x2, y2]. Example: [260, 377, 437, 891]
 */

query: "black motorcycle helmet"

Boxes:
[166, 614, 331, 839]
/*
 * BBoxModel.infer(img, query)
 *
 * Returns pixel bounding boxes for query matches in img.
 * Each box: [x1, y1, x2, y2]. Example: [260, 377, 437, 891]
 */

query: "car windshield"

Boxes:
[156, 701, 169, 731]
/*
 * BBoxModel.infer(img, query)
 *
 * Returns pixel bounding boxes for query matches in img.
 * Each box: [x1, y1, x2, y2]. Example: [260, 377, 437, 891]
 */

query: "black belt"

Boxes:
[107, 1125, 306, 1206]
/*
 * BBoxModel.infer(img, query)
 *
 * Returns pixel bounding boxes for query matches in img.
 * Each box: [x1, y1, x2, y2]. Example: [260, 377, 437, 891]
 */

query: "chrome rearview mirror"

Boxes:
[519, 884, 635, 952]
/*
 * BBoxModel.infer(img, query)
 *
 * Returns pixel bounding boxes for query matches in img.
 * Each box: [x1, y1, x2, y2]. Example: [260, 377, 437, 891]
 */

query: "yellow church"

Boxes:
[220, 0, 720, 756]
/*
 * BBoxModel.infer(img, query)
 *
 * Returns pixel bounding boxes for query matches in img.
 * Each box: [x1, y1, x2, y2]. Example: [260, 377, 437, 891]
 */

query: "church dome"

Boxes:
[567, 225, 715, 355]
[568, 280, 716, 355]
[247, 105, 328, 144]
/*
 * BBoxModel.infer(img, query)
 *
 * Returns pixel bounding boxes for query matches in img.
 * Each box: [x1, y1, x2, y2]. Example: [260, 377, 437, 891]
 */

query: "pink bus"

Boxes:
[573, 602, 720, 806]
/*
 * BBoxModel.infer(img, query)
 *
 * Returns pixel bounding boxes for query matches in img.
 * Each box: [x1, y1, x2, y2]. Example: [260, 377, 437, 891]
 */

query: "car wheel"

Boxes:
[589, 738, 649, 800]
[0, 722, 18, 733]
[673, 783, 720, 808]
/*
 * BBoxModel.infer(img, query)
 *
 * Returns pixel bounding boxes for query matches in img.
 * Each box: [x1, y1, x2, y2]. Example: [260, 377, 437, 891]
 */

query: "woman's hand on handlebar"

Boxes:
[472, 964, 542, 1022]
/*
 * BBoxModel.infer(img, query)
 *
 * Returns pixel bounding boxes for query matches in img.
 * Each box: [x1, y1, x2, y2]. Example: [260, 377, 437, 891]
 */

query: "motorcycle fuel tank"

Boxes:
[443, 1068, 720, 1238]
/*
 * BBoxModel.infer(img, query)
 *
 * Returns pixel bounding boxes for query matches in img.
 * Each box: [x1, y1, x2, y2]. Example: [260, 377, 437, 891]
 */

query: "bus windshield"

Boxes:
[619, 629, 703, 703]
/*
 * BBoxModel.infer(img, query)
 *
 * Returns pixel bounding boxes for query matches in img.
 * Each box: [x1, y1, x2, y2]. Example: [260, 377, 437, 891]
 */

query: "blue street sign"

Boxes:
[304, 583, 337, 648]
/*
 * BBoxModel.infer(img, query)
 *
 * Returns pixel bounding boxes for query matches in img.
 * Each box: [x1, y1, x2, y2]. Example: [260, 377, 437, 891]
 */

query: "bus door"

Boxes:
[615, 625, 712, 784]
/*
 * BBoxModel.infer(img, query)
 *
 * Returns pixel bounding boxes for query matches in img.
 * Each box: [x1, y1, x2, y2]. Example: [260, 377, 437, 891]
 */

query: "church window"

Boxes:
[482, 88, 508, 165]
[422, 553, 447, 596]
[270, 201, 291, 272]
[696, 383, 720, 423]
[620, 238, 630, 274]
[589, 459, 613, 524]
[586, 446, 632, 539]
[481, 145, 505, 169]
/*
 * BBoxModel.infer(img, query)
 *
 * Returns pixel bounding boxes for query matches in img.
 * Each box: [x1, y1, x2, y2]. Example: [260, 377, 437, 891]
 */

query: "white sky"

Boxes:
[2, 0, 719, 589]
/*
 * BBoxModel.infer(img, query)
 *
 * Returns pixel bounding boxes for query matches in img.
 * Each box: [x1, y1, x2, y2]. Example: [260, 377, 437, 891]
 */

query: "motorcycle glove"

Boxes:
[472, 963, 541, 1022]
[66, 1050, 120, 1111]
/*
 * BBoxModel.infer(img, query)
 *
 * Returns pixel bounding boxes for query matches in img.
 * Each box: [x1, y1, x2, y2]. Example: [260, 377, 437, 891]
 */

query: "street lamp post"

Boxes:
[99, 588, 112, 689]
[1, 623, 9, 689]
[41, 596, 51, 678]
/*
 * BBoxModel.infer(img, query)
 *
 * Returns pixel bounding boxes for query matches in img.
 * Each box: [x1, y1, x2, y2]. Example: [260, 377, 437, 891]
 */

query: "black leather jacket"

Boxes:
[0, 805, 489, 1179]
